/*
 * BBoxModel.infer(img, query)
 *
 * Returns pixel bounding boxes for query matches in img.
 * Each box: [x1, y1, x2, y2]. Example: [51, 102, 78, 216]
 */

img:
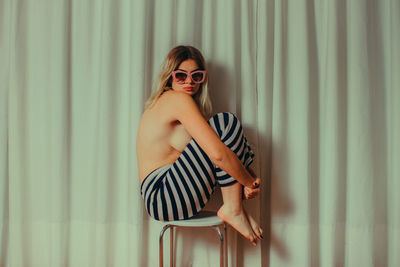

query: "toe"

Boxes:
[255, 228, 263, 240]
[249, 236, 257, 246]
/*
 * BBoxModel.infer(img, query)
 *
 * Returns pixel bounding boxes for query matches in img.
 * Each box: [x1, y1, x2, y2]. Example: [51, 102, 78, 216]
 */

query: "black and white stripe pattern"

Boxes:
[140, 112, 254, 221]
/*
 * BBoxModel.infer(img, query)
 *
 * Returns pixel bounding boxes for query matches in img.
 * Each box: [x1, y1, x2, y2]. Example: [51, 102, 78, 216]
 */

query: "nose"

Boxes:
[184, 75, 194, 84]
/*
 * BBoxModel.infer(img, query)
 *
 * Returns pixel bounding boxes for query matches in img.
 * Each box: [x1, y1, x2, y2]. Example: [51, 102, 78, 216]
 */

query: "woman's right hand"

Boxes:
[243, 177, 261, 199]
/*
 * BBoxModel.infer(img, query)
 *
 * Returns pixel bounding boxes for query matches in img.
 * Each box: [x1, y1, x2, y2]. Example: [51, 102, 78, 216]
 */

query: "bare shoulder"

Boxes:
[157, 90, 200, 120]
[158, 90, 195, 105]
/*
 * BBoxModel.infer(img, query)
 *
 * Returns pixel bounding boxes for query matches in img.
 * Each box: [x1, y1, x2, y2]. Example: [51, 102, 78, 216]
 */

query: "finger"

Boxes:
[248, 188, 260, 195]
[245, 191, 254, 200]
[250, 192, 260, 199]
[245, 188, 259, 197]
[246, 193, 256, 200]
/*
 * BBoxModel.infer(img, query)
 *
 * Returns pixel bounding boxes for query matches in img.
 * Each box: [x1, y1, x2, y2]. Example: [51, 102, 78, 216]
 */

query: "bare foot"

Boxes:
[244, 209, 263, 240]
[217, 205, 258, 246]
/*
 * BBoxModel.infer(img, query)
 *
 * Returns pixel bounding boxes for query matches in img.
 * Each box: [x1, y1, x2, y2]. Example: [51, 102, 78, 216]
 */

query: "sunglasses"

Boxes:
[171, 70, 206, 84]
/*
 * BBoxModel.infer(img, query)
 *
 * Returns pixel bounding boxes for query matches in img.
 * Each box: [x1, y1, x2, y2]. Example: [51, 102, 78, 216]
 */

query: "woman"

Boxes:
[137, 45, 262, 245]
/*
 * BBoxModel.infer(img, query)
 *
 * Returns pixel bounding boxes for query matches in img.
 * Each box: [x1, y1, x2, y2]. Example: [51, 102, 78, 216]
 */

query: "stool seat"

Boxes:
[166, 210, 224, 227]
[159, 210, 227, 267]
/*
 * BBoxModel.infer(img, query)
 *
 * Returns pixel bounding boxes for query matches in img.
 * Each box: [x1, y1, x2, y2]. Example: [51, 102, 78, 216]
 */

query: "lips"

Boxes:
[184, 87, 193, 91]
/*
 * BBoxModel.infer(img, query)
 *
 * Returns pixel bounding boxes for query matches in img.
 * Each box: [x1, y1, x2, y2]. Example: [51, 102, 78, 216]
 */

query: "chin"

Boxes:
[185, 90, 196, 95]
[181, 89, 198, 95]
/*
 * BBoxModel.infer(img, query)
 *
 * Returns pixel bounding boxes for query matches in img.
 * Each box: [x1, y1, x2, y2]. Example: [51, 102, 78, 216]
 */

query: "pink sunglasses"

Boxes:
[172, 70, 206, 84]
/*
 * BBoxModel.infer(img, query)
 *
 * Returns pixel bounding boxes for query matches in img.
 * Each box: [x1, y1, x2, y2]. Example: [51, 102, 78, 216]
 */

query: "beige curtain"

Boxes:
[1, 0, 399, 266]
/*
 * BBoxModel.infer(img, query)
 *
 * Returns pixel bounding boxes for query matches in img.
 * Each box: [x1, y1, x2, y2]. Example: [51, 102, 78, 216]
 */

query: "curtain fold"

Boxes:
[266, 0, 400, 266]
[1, 0, 399, 266]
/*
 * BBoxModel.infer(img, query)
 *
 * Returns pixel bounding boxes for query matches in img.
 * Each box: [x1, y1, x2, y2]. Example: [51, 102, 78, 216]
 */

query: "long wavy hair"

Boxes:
[144, 45, 212, 118]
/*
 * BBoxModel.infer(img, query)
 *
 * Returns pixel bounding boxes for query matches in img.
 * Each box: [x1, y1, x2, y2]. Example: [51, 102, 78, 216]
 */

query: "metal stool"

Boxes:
[159, 210, 228, 267]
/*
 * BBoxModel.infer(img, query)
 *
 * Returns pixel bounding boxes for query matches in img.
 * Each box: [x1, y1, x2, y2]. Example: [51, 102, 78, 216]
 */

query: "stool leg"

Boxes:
[224, 223, 228, 267]
[159, 225, 171, 267]
[170, 226, 174, 267]
[213, 226, 224, 267]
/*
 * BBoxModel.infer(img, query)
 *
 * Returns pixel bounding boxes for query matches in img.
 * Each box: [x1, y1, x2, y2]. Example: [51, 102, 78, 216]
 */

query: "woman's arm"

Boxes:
[160, 91, 258, 188]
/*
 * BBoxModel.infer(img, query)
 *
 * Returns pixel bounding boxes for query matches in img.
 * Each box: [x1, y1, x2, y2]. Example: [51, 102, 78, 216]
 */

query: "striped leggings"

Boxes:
[140, 112, 254, 221]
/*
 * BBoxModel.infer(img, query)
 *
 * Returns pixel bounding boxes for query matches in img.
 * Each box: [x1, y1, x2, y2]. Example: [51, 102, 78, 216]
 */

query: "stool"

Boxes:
[159, 210, 228, 267]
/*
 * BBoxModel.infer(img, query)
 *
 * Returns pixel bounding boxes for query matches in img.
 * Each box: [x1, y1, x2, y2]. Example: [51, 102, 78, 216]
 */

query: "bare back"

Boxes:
[136, 92, 192, 182]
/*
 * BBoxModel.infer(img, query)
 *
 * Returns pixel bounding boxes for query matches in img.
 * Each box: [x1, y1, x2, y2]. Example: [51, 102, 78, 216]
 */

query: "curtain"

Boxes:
[261, 1, 400, 266]
[1, 0, 399, 266]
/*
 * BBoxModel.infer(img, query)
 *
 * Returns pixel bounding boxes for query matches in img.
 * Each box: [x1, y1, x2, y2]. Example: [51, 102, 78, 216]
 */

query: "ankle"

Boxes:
[220, 204, 243, 216]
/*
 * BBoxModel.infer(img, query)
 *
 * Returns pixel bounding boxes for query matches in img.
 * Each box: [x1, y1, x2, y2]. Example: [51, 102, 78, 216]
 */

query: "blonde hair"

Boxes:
[144, 46, 212, 118]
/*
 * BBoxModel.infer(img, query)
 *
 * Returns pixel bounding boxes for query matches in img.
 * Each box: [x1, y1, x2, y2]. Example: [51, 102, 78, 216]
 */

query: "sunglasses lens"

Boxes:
[192, 72, 204, 83]
[174, 72, 187, 83]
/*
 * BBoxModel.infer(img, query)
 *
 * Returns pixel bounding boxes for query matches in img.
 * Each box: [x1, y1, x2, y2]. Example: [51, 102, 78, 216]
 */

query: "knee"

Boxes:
[211, 112, 240, 124]
[209, 112, 242, 137]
